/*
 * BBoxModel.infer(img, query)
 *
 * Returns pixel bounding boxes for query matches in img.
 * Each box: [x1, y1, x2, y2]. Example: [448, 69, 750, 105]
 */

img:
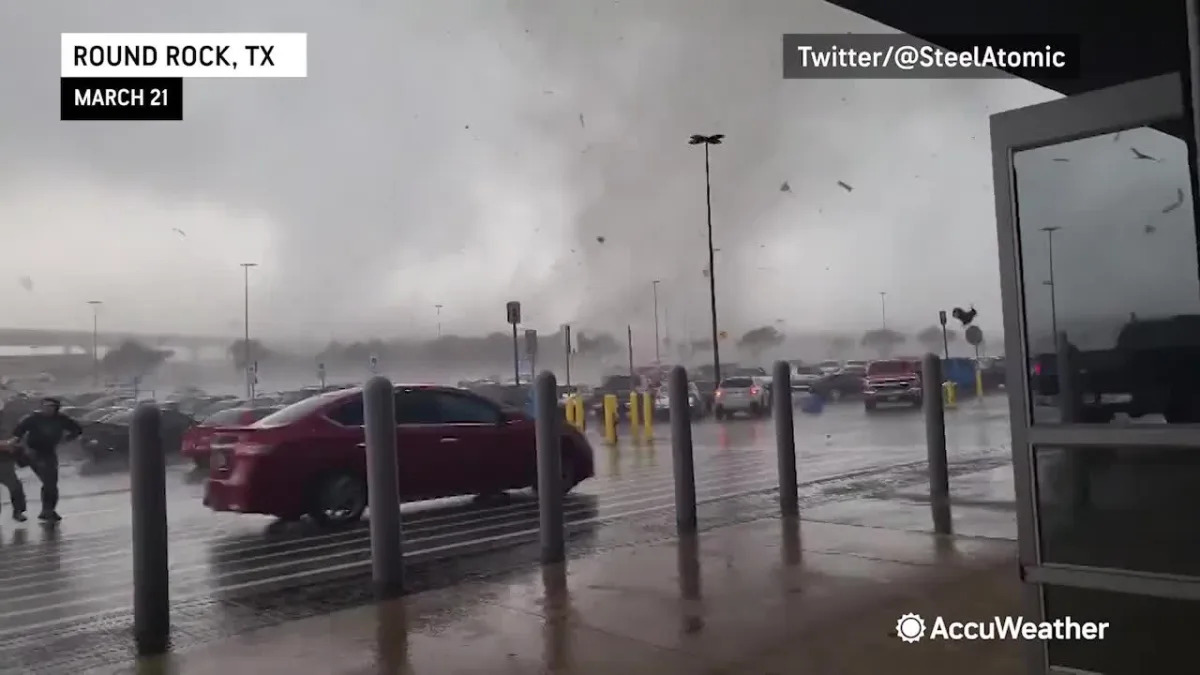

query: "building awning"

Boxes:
[824, 0, 1188, 95]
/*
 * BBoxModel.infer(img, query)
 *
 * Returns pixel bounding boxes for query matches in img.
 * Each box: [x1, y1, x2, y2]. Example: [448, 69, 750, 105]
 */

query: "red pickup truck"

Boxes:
[862, 359, 923, 411]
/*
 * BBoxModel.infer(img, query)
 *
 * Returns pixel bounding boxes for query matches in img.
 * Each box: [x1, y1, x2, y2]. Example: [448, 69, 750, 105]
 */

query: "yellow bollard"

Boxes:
[574, 397, 587, 431]
[975, 367, 984, 399]
[603, 394, 618, 444]
[942, 381, 958, 409]
[564, 395, 577, 428]
[628, 392, 641, 440]
[642, 391, 654, 441]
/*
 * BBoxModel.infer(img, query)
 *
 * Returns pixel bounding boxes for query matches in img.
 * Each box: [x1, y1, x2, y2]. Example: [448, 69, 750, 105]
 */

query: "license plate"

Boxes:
[885, 395, 898, 401]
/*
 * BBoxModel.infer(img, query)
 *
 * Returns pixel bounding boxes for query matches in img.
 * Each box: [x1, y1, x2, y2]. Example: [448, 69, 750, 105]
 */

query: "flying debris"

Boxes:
[836, 180, 853, 192]
[1145, 221, 1158, 234]
[1113, 131, 1122, 142]
[171, 227, 187, 236]
[779, 181, 791, 192]
[1052, 158, 1069, 163]
[1130, 147, 1158, 161]
[17, 276, 32, 292]
[1162, 188, 1185, 214]
[578, 113, 585, 129]
[595, 236, 606, 244]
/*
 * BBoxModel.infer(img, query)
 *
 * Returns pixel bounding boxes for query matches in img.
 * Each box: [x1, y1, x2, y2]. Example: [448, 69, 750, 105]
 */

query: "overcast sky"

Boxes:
[0, 0, 1055, 343]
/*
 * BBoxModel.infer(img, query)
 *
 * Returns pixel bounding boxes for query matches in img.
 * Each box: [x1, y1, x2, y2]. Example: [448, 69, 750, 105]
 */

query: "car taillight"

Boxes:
[715, 390, 724, 398]
[750, 386, 761, 395]
[1032, 363, 1042, 376]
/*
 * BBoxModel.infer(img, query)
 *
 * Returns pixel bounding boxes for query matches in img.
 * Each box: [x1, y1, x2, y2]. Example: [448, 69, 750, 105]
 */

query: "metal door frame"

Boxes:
[990, 72, 1195, 675]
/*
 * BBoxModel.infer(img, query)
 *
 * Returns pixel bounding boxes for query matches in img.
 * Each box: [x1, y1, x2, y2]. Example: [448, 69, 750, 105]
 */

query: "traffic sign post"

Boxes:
[938, 311, 950, 359]
[317, 362, 326, 389]
[965, 325, 985, 398]
[525, 329, 539, 375]
[506, 301, 522, 385]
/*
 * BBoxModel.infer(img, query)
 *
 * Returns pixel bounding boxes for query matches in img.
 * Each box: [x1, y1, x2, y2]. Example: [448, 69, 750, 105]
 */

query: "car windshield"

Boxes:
[867, 361, 914, 376]
[720, 377, 755, 388]
[254, 391, 345, 427]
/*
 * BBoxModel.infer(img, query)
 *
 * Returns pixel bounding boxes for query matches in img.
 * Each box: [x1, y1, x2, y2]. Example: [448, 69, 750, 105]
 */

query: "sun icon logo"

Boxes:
[896, 613, 927, 643]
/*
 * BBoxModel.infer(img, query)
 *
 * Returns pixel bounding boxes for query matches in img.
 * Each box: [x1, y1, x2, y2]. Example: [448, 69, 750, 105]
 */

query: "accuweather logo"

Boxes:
[895, 613, 1109, 643]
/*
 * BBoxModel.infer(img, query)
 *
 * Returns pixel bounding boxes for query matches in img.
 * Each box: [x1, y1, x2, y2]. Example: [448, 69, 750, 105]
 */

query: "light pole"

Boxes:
[689, 133, 725, 382]
[240, 263, 257, 399]
[878, 291, 888, 330]
[87, 300, 102, 387]
[1041, 226, 1061, 342]
[651, 280, 662, 364]
[435, 304, 443, 338]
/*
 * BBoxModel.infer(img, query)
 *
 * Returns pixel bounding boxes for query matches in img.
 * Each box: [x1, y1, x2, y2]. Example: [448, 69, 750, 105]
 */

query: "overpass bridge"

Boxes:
[0, 327, 234, 350]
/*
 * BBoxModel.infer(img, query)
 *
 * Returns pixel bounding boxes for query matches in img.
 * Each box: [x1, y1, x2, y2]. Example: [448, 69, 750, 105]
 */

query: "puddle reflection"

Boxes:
[374, 599, 412, 675]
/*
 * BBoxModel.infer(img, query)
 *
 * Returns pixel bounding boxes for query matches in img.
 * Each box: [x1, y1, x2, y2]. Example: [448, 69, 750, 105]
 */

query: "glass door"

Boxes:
[991, 72, 1200, 675]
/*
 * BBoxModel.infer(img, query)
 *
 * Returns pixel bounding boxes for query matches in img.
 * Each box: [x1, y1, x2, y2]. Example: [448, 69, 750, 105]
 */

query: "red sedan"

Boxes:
[204, 384, 595, 526]
[181, 406, 280, 469]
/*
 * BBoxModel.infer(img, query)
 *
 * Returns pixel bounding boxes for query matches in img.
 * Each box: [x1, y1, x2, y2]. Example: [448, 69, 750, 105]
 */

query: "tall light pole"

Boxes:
[1041, 226, 1061, 341]
[240, 263, 257, 399]
[878, 291, 888, 330]
[86, 300, 102, 387]
[651, 280, 662, 364]
[689, 133, 725, 382]
[435, 304, 443, 338]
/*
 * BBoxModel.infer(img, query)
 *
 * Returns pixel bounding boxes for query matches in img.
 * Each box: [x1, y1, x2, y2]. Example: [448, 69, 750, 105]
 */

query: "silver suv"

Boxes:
[713, 376, 770, 419]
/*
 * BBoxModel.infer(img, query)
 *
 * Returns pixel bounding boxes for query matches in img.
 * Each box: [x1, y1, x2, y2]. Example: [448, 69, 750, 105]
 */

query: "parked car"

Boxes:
[203, 384, 595, 527]
[80, 408, 195, 459]
[181, 405, 281, 469]
[651, 382, 706, 420]
[713, 376, 770, 419]
[863, 359, 923, 411]
[788, 364, 824, 394]
[812, 364, 866, 401]
[194, 398, 245, 419]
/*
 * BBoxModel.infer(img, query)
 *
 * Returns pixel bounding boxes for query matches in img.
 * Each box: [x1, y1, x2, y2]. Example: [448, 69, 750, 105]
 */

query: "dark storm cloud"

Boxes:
[0, 1, 1052, 342]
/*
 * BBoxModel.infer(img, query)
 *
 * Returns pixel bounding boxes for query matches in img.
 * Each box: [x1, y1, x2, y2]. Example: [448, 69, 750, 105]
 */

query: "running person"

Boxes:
[9, 397, 82, 522]
[0, 439, 27, 522]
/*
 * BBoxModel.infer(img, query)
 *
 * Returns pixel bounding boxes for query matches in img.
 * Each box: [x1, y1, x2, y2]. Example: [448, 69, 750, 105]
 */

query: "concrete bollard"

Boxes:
[363, 376, 404, 598]
[628, 391, 641, 439]
[772, 361, 798, 517]
[921, 354, 953, 535]
[668, 366, 697, 535]
[535, 371, 566, 564]
[642, 390, 654, 441]
[603, 394, 618, 444]
[130, 403, 170, 655]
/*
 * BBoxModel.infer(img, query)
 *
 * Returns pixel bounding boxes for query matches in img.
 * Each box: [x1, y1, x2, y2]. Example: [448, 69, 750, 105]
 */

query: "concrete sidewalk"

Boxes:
[136, 517, 1024, 674]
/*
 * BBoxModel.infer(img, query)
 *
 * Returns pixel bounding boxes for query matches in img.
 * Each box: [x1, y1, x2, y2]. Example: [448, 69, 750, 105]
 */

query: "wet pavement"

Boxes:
[139, 518, 1023, 674]
[0, 398, 1015, 673]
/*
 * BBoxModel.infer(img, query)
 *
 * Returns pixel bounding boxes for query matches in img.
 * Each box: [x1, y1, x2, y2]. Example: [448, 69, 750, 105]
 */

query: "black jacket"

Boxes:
[11, 412, 82, 454]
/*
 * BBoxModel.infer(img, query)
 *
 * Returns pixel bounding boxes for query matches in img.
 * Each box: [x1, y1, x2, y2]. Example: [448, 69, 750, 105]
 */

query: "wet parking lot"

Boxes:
[0, 398, 1013, 673]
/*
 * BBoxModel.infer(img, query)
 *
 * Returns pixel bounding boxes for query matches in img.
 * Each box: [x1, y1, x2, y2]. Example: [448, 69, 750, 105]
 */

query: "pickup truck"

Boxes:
[1032, 315, 1200, 423]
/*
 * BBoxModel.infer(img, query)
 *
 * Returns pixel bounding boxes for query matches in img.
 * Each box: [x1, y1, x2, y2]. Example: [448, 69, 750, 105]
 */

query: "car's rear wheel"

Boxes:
[308, 471, 368, 527]
[531, 455, 578, 496]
